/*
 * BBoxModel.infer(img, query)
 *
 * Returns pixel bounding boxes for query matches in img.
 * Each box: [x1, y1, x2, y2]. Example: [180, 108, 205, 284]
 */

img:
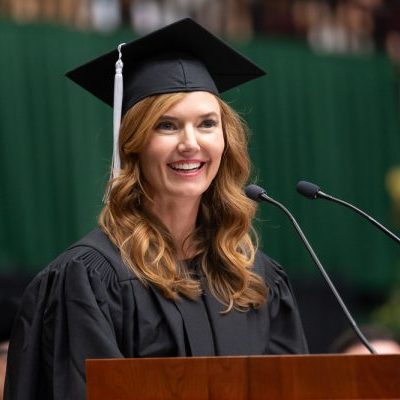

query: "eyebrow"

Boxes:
[158, 112, 220, 120]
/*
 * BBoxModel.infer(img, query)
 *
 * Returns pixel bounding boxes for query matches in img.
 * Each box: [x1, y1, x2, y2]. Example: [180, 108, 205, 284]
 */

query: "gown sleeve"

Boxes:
[257, 252, 309, 354]
[4, 247, 127, 400]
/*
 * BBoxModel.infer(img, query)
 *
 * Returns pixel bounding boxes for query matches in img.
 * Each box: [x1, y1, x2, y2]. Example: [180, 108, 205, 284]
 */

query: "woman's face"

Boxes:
[139, 91, 225, 203]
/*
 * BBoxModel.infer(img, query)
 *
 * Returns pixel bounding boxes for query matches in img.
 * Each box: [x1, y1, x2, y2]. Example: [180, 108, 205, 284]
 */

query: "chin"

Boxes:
[167, 183, 210, 199]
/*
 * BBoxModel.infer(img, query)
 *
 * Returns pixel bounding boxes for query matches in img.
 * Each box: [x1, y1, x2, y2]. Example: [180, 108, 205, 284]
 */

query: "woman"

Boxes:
[5, 18, 308, 400]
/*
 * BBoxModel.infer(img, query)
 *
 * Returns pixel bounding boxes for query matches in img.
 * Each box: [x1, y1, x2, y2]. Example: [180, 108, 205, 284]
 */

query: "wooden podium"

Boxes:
[86, 354, 400, 399]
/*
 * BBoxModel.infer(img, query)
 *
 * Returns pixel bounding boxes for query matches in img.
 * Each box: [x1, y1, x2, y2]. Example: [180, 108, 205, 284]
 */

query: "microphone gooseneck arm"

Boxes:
[319, 191, 400, 245]
[296, 180, 400, 245]
[245, 184, 376, 354]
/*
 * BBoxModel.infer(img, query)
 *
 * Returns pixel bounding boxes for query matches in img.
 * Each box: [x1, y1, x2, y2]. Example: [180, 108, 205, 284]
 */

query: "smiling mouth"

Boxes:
[168, 161, 206, 172]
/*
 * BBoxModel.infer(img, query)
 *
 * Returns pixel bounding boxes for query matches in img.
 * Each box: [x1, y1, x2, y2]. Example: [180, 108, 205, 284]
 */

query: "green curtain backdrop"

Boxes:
[0, 20, 399, 293]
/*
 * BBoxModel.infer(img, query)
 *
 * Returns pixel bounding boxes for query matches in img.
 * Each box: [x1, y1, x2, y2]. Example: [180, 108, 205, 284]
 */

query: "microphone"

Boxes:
[296, 181, 400, 245]
[245, 184, 376, 354]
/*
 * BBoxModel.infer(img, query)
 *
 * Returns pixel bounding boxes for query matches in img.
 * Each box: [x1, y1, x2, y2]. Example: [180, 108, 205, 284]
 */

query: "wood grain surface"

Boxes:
[86, 354, 400, 400]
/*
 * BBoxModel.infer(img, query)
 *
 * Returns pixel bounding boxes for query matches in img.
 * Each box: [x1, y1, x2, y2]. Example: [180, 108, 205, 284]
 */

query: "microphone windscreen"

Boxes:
[245, 184, 266, 201]
[296, 181, 320, 199]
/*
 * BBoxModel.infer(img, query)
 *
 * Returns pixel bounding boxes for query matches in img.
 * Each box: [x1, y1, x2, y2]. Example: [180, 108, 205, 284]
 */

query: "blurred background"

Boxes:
[0, 0, 399, 354]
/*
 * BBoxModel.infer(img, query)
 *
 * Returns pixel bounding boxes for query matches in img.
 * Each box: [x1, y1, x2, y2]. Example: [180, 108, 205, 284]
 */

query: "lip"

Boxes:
[168, 159, 205, 165]
[167, 159, 207, 177]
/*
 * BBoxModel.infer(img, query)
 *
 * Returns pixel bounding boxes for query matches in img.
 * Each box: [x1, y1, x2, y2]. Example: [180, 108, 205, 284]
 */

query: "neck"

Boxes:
[144, 196, 201, 259]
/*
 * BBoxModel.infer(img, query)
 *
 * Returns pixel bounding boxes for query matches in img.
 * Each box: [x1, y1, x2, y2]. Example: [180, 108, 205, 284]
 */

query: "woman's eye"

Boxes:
[200, 119, 218, 129]
[155, 121, 176, 131]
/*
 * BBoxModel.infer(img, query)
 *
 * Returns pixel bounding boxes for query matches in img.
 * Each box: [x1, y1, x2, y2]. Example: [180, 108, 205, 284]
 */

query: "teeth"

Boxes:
[169, 162, 202, 171]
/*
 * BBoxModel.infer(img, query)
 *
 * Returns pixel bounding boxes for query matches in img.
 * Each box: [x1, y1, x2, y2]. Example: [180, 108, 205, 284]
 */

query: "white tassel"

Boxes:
[112, 43, 125, 179]
[104, 42, 125, 203]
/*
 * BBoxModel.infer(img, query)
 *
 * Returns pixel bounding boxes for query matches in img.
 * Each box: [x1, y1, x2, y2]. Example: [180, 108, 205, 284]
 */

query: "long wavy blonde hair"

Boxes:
[99, 92, 267, 311]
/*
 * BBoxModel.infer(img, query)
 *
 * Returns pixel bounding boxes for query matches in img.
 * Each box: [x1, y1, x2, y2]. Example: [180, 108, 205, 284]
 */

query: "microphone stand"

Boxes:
[254, 189, 377, 354]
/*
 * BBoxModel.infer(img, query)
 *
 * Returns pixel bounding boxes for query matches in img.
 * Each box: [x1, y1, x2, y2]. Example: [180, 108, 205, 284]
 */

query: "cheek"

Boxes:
[213, 132, 225, 161]
[139, 137, 167, 167]
[138, 146, 161, 185]
[207, 133, 225, 177]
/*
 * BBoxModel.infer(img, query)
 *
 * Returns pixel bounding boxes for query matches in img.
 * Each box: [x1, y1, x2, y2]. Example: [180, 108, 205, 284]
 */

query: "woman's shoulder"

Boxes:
[253, 250, 290, 288]
[38, 227, 134, 284]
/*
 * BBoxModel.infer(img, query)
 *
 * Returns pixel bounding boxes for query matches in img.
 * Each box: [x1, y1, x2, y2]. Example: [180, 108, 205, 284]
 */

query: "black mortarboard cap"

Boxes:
[66, 18, 266, 114]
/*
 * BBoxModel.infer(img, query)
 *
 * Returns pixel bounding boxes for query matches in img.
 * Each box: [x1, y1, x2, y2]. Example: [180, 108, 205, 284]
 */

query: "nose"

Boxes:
[177, 126, 200, 153]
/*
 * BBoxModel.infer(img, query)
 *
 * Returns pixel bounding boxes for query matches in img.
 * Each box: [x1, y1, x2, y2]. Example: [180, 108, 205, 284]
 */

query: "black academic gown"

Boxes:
[5, 228, 308, 400]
